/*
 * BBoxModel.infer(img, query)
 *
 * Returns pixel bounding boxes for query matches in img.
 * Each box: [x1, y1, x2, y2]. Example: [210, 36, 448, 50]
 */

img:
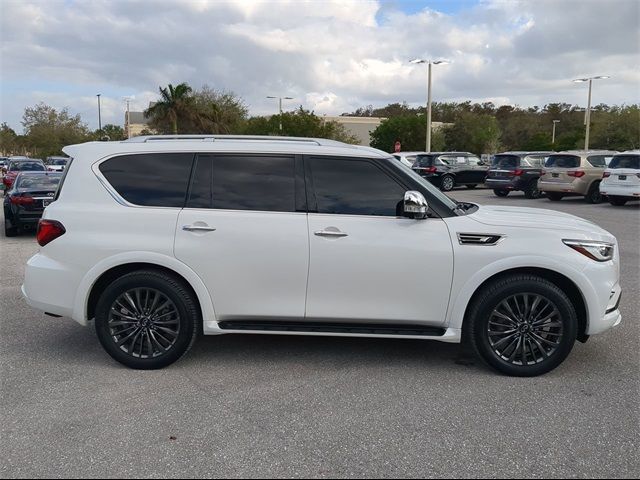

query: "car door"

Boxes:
[305, 155, 454, 325]
[466, 155, 487, 183]
[174, 153, 309, 320]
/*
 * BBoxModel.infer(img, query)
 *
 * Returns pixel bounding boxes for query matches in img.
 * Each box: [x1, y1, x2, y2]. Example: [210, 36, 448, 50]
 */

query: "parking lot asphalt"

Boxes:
[1, 188, 638, 479]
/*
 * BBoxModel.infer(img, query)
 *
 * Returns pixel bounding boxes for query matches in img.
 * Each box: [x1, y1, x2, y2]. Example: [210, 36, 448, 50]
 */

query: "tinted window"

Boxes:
[587, 155, 612, 167]
[467, 156, 481, 166]
[492, 155, 520, 168]
[51, 158, 68, 165]
[11, 161, 45, 171]
[608, 154, 640, 170]
[188, 154, 296, 212]
[413, 155, 436, 167]
[310, 157, 405, 216]
[545, 155, 580, 168]
[523, 155, 547, 167]
[99, 153, 194, 207]
[16, 174, 61, 190]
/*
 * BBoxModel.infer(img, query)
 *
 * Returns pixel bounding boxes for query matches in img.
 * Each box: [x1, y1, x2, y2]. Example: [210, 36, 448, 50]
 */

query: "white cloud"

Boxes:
[0, 0, 638, 132]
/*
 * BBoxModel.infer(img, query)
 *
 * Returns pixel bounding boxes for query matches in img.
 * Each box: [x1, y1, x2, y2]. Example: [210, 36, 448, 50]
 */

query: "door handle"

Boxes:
[314, 229, 348, 238]
[182, 225, 216, 232]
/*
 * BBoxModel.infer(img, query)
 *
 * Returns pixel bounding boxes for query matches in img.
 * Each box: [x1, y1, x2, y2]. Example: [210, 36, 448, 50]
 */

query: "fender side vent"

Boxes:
[457, 233, 504, 245]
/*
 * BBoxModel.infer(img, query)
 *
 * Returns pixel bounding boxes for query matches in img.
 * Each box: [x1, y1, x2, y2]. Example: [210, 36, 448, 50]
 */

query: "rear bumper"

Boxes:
[599, 183, 640, 198]
[486, 178, 519, 189]
[538, 179, 586, 195]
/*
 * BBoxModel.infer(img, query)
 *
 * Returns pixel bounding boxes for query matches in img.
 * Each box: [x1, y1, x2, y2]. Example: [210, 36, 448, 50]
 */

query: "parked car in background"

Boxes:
[3, 172, 62, 236]
[411, 152, 488, 191]
[2, 159, 47, 192]
[0, 157, 9, 173]
[392, 151, 423, 168]
[46, 156, 70, 172]
[599, 150, 640, 206]
[538, 150, 617, 203]
[22, 135, 622, 376]
[485, 151, 552, 199]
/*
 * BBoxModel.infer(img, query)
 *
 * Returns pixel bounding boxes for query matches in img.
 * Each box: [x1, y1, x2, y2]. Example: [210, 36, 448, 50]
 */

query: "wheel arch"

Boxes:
[460, 267, 589, 342]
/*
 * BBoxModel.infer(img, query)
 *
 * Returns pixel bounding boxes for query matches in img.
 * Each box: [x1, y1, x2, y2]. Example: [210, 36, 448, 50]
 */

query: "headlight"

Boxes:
[563, 239, 615, 262]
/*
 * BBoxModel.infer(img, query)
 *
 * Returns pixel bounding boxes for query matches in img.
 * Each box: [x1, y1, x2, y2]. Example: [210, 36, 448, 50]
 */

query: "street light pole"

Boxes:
[410, 59, 450, 152]
[573, 76, 609, 151]
[97, 94, 102, 132]
[552, 120, 560, 146]
[267, 96, 294, 133]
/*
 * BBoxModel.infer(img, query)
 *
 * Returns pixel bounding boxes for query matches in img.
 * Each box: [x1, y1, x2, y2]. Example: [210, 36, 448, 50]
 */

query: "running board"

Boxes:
[217, 321, 446, 337]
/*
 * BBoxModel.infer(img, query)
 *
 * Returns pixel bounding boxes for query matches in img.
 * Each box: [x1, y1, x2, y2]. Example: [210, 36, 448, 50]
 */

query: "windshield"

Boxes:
[11, 161, 45, 171]
[16, 174, 62, 190]
[545, 155, 580, 168]
[492, 155, 520, 168]
[608, 154, 640, 169]
[384, 157, 458, 211]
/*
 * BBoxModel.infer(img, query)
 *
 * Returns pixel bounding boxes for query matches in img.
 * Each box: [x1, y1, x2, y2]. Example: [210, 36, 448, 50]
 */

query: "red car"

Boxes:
[3, 159, 46, 192]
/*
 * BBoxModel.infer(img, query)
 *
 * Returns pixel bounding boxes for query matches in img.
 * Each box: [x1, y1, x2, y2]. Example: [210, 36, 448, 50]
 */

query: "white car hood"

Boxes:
[468, 205, 614, 241]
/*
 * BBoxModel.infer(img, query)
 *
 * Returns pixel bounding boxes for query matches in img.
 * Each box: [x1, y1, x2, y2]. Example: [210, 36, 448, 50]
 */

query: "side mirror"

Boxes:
[403, 191, 429, 220]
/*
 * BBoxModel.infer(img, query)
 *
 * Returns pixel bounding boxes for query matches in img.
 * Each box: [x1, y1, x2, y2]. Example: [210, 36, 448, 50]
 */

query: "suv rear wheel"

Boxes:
[524, 180, 542, 199]
[547, 192, 564, 201]
[440, 175, 455, 192]
[493, 189, 509, 197]
[466, 274, 577, 376]
[585, 182, 603, 204]
[95, 270, 199, 369]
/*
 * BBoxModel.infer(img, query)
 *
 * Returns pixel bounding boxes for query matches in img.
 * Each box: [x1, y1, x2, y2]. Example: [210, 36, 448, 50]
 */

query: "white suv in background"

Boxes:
[23, 136, 622, 376]
[600, 150, 640, 206]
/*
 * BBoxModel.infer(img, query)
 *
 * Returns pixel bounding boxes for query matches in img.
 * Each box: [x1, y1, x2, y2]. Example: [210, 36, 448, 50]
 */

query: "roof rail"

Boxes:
[122, 134, 351, 147]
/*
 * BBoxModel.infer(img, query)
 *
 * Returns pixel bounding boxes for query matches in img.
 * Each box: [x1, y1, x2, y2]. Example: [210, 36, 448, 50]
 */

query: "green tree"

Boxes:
[95, 124, 125, 141]
[243, 107, 358, 143]
[444, 112, 501, 154]
[191, 85, 248, 134]
[370, 115, 427, 152]
[21, 103, 91, 157]
[145, 83, 195, 134]
[0, 122, 20, 154]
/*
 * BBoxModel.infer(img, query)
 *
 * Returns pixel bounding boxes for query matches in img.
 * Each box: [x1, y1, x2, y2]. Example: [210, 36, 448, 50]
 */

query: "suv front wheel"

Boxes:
[95, 270, 199, 369]
[466, 274, 578, 376]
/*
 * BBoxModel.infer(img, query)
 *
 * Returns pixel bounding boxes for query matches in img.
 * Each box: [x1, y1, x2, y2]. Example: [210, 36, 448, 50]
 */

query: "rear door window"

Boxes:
[608, 154, 640, 169]
[545, 155, 581, 168]
[99, 153, 194, 207]
[187, 154, 296, 212]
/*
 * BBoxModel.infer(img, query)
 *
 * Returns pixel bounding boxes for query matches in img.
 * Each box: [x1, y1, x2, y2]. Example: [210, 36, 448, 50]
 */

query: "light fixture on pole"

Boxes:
[96, 94, 102, 132]
[123, 96, 134, 139]
[266, 96, 294, 133]
[552, 120, 560, 146]
[573, 76, 609, 151]
[410, 59, 450, 152]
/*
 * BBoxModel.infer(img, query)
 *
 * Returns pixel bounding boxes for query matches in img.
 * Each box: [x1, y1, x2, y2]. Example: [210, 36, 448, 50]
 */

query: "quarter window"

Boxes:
[310, 157, 405, 216]
[99, 153, 194, 207]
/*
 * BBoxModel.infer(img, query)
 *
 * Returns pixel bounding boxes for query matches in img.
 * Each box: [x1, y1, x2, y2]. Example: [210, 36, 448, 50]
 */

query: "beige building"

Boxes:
[125, 111, 154, 137]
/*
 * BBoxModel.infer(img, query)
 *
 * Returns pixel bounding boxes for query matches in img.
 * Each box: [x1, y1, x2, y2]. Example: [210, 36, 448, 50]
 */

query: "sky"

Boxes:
[1, 0, 639, 132]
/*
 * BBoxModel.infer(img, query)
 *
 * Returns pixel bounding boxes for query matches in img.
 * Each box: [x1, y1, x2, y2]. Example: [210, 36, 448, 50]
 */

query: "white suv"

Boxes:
[599, 150, 640, 206]
[22, 135, 623, 376]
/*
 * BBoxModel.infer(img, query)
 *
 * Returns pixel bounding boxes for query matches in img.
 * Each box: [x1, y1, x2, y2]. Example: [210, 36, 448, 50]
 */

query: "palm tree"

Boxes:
[144, 83, 194, 134]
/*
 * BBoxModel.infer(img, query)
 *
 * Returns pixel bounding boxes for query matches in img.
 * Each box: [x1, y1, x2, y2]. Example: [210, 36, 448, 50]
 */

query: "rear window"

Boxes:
[99, 153, 194, 207]
[545, 155, 581, 168]
[11, 161, 45, 171]
[587, 155, 613, 167]
[16, 174, 62, 189]
[413, 155, 437, 167]
[51, 158, 68, 165]
[608, 154, 640, 170]
[492, 155, 520, 168]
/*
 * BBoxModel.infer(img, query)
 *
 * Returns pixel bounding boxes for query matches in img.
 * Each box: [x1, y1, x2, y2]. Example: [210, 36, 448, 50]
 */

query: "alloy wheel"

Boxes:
[487, 293, 564, 366]
[108, 288, 181, 358]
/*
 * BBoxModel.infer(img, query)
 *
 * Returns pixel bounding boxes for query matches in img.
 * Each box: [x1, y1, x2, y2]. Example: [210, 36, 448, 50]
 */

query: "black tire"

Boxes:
[4, 220, 18, 237]
[440, 175, 455, 192]
[524, 181, 542, 199]
[585, 182, 603, 204]
[547, 192, 564, 201]
[466, 274, 578, 377]
[95, 270, 199, 369]
[608, 196, 628, 206]
[493, 189, 510, 197]
[466, 184, 477, 189]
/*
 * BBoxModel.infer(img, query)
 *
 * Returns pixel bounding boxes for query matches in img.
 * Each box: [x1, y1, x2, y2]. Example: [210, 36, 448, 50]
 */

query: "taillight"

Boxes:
[509, 169, 524, 177]
[603, 172, 611, 178]
[10, 195, 35, 205]
[37, 220, 66, 247]
[568, 171, 585, 178]
[426, 166, 437, 173]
